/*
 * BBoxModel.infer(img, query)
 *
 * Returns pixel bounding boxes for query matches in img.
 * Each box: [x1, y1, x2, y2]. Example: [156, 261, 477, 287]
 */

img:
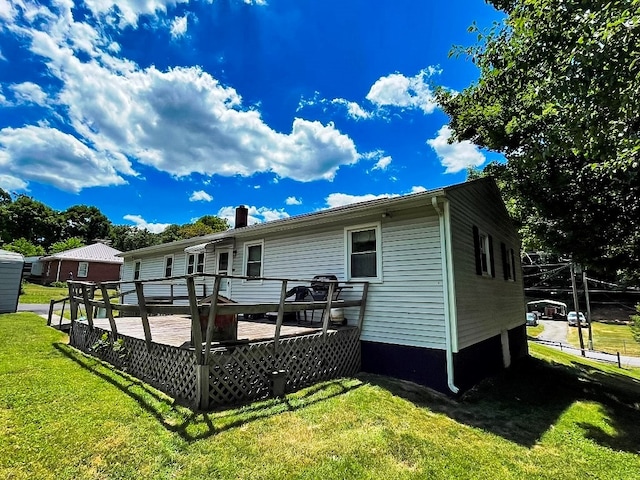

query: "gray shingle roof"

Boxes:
[42, 243, 123, 264]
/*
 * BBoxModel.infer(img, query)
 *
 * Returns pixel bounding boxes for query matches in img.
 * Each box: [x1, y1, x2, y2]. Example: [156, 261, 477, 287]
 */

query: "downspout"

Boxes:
[431, 196, 459, 394]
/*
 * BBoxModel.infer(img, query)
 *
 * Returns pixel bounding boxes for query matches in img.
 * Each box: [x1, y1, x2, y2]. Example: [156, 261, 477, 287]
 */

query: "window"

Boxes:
[501, 243, 517, 281]
[186, 253, 205, 274]
[244, 241, 263, 278]
[346, 223, 382, 281]
[77, 262, 89, 278]
[163, 255, 174, 278]
[134, 260, 141, 280]
[473, 225, 494, 277]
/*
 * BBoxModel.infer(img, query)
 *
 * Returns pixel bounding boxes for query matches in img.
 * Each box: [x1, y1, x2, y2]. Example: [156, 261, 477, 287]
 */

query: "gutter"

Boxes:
[431, 196, 460, 394]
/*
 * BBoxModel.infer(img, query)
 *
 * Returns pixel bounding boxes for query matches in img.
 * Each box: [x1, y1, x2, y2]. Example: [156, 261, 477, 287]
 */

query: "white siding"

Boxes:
[229, 208, 447, 349]
[446, 180, 526, 350]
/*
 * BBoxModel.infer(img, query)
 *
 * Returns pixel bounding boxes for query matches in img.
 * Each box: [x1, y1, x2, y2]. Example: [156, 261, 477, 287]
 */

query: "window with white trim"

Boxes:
[77, 262, 89, 278]
[473, 225, 494, 278]
[163, 255, 174, 278]
[244, 241, 263, 278]
[345, 223, 382, 281]
[134, 260, 141, 280]
[186, 253, 205, 274]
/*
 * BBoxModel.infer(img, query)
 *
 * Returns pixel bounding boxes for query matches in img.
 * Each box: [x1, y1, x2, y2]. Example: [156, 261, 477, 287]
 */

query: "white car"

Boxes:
[525, 312, 538, 326]
[567, 311, 587, 327]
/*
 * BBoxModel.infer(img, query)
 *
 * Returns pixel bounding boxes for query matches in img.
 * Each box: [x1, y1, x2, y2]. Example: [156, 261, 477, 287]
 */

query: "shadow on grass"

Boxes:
[53, 342, 362, 442]
[364, 355, 640, 453]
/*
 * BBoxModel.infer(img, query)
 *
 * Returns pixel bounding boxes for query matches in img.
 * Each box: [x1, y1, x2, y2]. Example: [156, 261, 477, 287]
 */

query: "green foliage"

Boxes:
[440, 0, 640, 276]
[1, 237, 46, 256]
[49, 237, 84, 254]
[61, 205, 111, 244]
[19, 282, 68, 303]
[108, 224, 160, 251]
[631, 305, 640, 343]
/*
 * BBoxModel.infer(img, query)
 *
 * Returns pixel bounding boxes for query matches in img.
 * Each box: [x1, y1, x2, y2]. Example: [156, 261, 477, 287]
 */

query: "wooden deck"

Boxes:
[85, 315, 325, 348]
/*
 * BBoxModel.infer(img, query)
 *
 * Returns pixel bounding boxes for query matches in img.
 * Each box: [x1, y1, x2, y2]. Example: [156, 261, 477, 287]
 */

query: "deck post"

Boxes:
[80, 283, 94, 330]
[47, 299, 55, 327]
[357, 282, 369, 331]
[99, 283, 118, 339]
[196, 364, 210, 410]
[68, 282, 78, 323]
[273, 280, 288, 352]
[321, 282, 336, 339]
[134, 281, 153, 351]
[203, 276, 222, 363]
[186, 276, 203, 364]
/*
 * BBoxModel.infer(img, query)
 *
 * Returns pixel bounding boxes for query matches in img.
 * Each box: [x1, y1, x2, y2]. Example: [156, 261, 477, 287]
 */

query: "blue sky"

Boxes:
[0, 0, 503, 232]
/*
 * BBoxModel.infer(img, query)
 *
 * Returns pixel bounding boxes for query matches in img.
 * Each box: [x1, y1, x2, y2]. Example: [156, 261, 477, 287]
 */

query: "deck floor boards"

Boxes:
[85, 315, 325, 348]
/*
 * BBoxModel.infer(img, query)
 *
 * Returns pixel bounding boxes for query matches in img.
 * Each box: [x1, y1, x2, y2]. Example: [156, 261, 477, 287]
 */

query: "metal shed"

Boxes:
[0, 249, 24, 314]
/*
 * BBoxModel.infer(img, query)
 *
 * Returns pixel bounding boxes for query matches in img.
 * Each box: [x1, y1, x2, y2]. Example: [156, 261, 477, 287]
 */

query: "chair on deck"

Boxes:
[298, 275, 344, 325]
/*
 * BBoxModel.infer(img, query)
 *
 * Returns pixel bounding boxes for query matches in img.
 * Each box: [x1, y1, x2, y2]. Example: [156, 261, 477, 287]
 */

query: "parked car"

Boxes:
[526, 312, 538, 326]
[567, 311, 587, 327]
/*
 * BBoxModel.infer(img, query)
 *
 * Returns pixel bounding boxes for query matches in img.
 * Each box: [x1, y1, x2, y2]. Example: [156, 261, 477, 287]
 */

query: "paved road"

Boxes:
[536, 319, 567, 343]
[17, 303, 50, 315]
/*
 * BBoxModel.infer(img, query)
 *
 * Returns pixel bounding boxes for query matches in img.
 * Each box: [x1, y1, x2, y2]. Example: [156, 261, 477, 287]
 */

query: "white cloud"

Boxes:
[0, 174, 28, 191]
[427, 125, 486, 174]
[83, 0, 190, 28]
[3, 2, 361, 193]
[170, 14, 188, 39]
[410, 185, 427, 193]
[324, 192, 399, 209]
[189, 190, 213, 202]
[330, 98, 372, 120]
[217, 205, 289, 228]
[11, 82, 48, 106]
[366, 67, 439, 115]
[285, 196, 302, 205]
[0, 125, 128, 193]
[123, 214, 171, 233]
[372, 155, 392, 171]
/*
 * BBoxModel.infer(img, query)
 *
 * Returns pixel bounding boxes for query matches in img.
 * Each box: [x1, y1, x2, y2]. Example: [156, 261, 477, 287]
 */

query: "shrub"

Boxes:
[631, 304, 640, 343]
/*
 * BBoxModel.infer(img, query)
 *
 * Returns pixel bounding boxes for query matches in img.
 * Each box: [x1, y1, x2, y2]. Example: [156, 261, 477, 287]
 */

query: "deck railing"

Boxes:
[67, 274, 369, 357]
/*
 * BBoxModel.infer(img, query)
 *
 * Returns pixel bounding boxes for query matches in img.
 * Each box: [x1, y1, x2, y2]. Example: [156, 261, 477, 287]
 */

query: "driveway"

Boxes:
[536, 319, 567, 343]
[17, 303, 51, 315]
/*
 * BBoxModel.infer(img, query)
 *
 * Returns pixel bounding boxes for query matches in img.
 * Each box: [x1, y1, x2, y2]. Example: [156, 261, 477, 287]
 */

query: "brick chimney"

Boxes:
[235, 205, 248, 228]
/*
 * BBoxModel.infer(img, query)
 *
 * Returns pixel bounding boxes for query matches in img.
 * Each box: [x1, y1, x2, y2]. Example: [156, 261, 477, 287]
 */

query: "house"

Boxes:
[119, 177, 526, 394]
[40, 243, 123, 284]
[0, 249, 24, 314]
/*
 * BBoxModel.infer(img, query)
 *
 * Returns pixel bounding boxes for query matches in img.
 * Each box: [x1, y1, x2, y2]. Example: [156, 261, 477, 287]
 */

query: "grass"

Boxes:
[567, 321, 640, 357]
[526, 323, 544, 338]
[19, 282, 69, 303]
[1, 313, 640, 479]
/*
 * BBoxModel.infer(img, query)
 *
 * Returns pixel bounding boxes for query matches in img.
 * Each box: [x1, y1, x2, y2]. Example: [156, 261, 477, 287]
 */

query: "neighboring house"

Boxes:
[40, 243, 123, 284]
[119, 178, 526, 394]
[0, 249, 24, 314]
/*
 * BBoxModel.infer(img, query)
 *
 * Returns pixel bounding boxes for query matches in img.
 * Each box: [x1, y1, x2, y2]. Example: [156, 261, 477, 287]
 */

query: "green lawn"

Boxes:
[567, 321, 640, 357]
[19, 281, 69, 303]
[1, 313, 639, 479]
[526, 323, 544, 338]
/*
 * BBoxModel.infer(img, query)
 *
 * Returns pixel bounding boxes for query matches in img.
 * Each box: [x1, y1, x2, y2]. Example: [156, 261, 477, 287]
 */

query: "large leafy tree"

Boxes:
[1, 238, 46, 256]
[61, 205, 111, 244]
[438, 0, 640, 276]
[108, 225, 160, 252]
[49, 237, 85, 254]
[1, 195, 62, 248]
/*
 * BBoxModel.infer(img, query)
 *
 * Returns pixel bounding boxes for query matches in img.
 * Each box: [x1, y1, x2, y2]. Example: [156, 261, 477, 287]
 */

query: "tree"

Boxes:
[49, 237, 85, 254]
[108, 225, 160, 252]
[196, 215, 229, 232]
[1, 195, 62, 248]
[438, 0, 640, 276]
[61, 205, 111, 245]
[1, 238, 46, 256]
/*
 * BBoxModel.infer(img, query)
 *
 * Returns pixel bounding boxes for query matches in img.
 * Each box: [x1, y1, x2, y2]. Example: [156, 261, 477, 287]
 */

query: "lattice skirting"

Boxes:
[69, 322, 198, 404]
[206, 328, 361, 407]
[69, 322, 361, 409]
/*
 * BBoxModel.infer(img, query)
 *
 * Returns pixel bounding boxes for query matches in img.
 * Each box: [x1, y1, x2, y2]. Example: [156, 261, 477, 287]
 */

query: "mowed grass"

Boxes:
[526, 323, 544, 338]
[1, 314, 640, 479]
[567, 321, 640, 357]
[19, 282, 69, 304]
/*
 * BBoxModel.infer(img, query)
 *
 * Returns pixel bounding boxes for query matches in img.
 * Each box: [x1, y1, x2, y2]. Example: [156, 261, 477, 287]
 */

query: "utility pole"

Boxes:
[582, 270, 594, 350]
[571, 263, 586, 356]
